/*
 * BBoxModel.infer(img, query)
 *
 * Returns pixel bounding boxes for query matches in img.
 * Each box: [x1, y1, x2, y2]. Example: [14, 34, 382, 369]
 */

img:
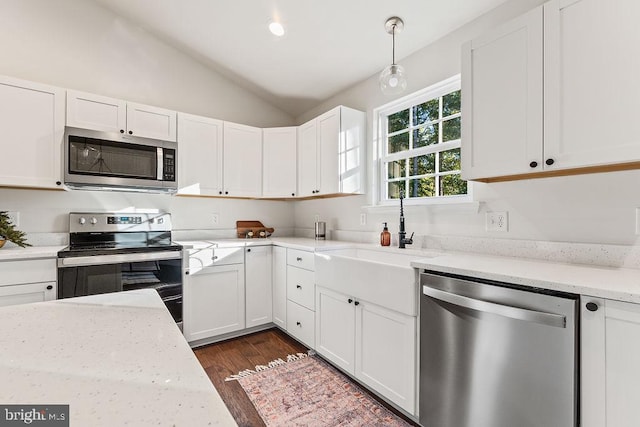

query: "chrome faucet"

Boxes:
[398, 191, 413, 249]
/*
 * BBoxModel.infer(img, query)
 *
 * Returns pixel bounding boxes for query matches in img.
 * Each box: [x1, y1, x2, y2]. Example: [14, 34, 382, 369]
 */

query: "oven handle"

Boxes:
[58, 251, 182, 267]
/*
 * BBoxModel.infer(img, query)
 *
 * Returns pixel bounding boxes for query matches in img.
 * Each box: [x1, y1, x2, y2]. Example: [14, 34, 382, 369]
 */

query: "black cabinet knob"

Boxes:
[529, 161, 538, 168]
[291, 193, 295, 196]
[120, 129, 125, 134]
[296, 321, 301, 327]
[55, 181, 62, 186]
[546, 158, 555, 166]
[225, 191, 229, 195]
[219, 191, 222, 195]
[586, 302, 599, 312]
[185, 271, 189, 275]
[348, 298, 353, 304]
[46, 285, 53, 290]
[296, 284, 302, 289]
[247, 248, 251, 252]
[128, 130, 133, 135]
[354, 301, 360, 306]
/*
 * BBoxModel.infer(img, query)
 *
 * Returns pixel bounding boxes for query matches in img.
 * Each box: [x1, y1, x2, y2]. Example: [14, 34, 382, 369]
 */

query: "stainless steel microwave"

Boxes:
[63, 127, 177, 193]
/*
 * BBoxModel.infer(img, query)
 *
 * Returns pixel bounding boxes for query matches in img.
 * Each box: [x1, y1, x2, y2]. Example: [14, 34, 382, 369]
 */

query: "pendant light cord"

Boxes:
[392, 24, 396, 65]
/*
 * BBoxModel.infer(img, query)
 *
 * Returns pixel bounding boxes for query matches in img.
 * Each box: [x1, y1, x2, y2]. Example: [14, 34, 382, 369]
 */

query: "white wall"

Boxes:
[294, 0, 640, 246]
[0, 0, 293, 127]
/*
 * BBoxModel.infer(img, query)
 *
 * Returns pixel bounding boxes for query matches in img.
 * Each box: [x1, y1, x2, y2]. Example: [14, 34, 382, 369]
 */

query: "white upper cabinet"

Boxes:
[297, 106, 366, 197]
[223, 121, 263, 198]
[0, 75, 65, 189]
[177, 112, 223, 196]
[262, 127, 297, 198]
[461, 6, 543, 180]
[544, 0, 640, 170]
[66, 90, 177, 141]
[463, 0, 640, 181]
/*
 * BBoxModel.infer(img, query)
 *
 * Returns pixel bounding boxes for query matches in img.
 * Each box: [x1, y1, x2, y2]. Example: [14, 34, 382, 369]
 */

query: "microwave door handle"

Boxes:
[422, 285, 566, 328]
[157, 147, 163, 180]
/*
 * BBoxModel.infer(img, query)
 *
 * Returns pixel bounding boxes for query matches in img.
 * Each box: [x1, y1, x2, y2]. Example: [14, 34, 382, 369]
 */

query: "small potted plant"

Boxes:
[0, 211, 30, 248]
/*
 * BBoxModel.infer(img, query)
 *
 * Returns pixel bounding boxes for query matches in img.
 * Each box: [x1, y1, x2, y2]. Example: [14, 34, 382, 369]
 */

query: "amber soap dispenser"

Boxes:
[380, 222, 391, 246]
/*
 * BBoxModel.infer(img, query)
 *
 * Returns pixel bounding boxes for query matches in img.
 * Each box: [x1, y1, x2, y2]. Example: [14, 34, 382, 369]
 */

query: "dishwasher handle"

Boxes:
[422, 285, 566, 328]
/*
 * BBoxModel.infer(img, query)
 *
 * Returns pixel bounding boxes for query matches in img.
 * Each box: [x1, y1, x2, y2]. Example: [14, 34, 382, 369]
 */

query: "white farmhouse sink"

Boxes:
[315, 248, 439, 316]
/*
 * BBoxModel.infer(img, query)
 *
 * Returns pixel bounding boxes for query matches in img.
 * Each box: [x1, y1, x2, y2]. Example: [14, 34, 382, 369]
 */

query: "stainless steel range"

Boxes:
[57, 212, 183, 324]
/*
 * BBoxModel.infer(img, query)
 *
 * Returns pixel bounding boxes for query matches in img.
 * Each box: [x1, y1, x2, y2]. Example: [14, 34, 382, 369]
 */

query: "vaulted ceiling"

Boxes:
[92, 0, 509, 115]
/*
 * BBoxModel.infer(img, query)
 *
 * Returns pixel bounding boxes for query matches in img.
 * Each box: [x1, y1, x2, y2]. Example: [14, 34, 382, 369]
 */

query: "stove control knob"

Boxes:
[90, 217, 98, 225]
[78, 217, 86, 225]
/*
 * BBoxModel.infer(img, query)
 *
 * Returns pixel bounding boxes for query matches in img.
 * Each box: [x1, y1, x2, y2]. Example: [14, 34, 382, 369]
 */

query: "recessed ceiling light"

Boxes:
[269, 21, 285, 37]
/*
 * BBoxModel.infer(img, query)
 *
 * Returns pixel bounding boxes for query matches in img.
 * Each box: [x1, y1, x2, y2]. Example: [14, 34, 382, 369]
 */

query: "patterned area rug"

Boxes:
[225, 353, 412, 427]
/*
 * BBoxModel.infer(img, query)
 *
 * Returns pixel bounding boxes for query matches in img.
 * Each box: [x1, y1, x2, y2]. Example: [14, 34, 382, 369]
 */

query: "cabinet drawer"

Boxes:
[287, 300, 315, 348]
[287, 249, 315, 271]
[0, 259, 56, 286]
[187, 246, 244, 271]
[287, 266, 315, 310]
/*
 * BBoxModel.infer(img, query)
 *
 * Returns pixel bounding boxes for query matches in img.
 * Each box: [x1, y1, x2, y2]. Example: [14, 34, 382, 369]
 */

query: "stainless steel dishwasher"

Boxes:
[419, 271, 578, 427]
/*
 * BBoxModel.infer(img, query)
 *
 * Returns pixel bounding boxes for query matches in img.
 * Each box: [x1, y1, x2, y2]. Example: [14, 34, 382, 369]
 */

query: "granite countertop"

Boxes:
[411, 252, 640, 303]
[0, 245, 65, 261]
[0, 289, 237, 426]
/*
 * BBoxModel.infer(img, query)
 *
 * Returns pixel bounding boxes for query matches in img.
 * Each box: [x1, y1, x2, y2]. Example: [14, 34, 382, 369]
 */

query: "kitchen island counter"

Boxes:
[0, 289, 236, 426]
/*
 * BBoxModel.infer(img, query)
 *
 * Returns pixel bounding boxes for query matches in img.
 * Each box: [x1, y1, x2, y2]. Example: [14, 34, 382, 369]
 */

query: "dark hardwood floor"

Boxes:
[193, 327, 420, 427]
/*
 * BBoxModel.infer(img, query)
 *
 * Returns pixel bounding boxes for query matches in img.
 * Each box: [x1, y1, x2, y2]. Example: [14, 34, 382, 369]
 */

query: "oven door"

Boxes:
[57, 251, 183, 323]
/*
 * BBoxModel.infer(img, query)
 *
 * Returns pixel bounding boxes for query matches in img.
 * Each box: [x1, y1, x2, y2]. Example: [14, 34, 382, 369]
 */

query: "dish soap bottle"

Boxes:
[380, 222, 391, 246]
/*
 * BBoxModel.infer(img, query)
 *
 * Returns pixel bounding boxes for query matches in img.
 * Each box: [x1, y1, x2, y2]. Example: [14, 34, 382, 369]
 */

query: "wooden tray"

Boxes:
[236, 220, 274, 238]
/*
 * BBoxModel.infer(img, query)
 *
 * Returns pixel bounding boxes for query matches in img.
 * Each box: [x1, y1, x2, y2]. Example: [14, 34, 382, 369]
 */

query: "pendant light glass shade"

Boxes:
[379, 64, 407, 95]
[380, 17, 406, 95]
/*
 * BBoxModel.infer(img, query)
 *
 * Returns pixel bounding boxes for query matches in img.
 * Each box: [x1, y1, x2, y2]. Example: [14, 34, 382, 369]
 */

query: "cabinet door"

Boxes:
[262, 127, 297, 197]
[126, 102, 177, 141]
[183, 264, 245, 342]
[317, 107, 341, 195]
[338, 106, 366, 194]
[297, 119, 318, 196]
[223, 122, 262, 197]
[245, 246, 272, 328]
[177, 113, 223, 196]
[272, 246, 287, 329]
[316, 287, 356, 375]
[461, 6, 543, 180]
[356, 301, 417, 414]
[544, 0, 640, 170]
[0, 76, 64, 189]
[0, 282, 56, 307]
[581, 296, 640, 427]
[66, 90, 127, 133]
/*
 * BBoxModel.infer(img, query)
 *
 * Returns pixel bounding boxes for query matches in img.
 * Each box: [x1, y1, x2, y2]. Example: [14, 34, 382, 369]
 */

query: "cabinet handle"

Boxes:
[348, 298, 353, 304]
[185, 271, 189, 275]
[545, 158, 555, 166]
[354, 301, 360, 306]
[120, 129, 125, 134]
[55, 181, 62, 186]
[247, 248, 251, 253]
[212, 256, 218, 260]
[225, 191, 229, 195]
[586, 302, 599, 312]
[296, 321, 301, 327]
[291, 193, 295, 196]
[46, 285, 53, 290]
[219, 191, 223, 195]
[128, 130, 133, 135]
[529, 161, 538, 168]
[296, 284, 302, 289]
[296, 257, 303, 261]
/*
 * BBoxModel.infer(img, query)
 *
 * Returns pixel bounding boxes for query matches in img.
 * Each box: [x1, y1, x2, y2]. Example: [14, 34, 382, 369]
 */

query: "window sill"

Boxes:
[361, 200, 481, 215]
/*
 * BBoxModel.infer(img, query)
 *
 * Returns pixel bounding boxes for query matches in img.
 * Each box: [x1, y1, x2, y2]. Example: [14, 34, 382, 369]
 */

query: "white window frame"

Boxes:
[372, 74, 472, 207]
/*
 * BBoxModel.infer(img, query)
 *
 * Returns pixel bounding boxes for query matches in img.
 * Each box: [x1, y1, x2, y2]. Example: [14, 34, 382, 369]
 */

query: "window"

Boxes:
[376, 76, 468, 204]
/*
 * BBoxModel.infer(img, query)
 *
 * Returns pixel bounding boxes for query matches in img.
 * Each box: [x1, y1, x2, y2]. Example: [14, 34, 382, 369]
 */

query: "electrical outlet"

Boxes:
[360, 213, 367, 225]
[6, 211, 19, 227]
[212, 213, 219, 225]
[486, 211, 508, 232]
[636, 208, 640, 235]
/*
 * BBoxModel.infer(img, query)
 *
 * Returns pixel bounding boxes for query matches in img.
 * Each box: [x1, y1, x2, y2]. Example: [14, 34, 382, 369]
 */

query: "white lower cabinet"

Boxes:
[245, 245, 272, 328]
[272, 246, 287, 329]
[316, 286, 417, 415]
[0, 258, 57, 307]
[581, 296, 640, 427]
[183, 263, 245, 342]
[286, 300, 315, 348]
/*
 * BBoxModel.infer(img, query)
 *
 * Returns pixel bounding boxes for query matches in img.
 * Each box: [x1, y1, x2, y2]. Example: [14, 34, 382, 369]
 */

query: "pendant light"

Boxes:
[379, 17, 406, 95]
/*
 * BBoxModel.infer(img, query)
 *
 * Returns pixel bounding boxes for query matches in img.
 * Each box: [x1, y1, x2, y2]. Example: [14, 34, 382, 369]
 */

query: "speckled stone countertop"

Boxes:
[0, 245, 64, 261]
[0, 289, 237, 426]
[411, 252, 640, 303]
